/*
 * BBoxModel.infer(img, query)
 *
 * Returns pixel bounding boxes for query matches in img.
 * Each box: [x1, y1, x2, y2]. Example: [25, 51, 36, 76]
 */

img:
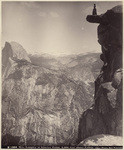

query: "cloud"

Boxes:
[50, 12, 59, 18]
[21, 2, 39, 9]
[38, 11, 59, 18]
[18, 18, 22, 22]
[83, 6, 93, 15]
[38, 11, 47, 17]
[81, 26, 84, 30]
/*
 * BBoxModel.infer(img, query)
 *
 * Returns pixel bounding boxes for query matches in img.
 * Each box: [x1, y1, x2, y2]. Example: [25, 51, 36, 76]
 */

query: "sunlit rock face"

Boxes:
[2, 42, 31, 80]
[78, 5, 123, 145]
[2, 61, 89, 146]
[2, 42, 31, 66]
[78, 134, 123, 146]
[2, 41, 102, 147]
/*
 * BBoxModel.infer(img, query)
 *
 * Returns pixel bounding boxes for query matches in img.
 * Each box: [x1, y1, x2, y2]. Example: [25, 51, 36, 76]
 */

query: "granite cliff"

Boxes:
[78, 5, 123, 146]
[2, 42, 31, 84]
[2, 42, 101, 147]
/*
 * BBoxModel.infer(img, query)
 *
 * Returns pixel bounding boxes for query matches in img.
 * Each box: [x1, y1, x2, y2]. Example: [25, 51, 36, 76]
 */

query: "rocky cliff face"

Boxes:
[78, 5, 123, 145]
[2, 42, 101, 147]
[2, 42, 31, 79]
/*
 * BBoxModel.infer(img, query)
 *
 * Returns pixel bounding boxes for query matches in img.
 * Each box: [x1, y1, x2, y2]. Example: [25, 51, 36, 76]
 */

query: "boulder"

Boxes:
[112, 68, 122, 89]
[78, 134, 123, 146]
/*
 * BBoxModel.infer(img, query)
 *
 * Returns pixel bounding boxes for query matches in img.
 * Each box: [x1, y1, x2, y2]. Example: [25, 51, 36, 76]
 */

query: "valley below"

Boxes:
[2, 41, 102, 147]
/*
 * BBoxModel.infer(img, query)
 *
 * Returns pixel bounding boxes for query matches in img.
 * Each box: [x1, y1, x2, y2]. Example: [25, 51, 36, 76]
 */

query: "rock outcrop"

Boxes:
[78, 5, 123, 145]
[78, 134, 123, 146]
[2, 42, 31, 76]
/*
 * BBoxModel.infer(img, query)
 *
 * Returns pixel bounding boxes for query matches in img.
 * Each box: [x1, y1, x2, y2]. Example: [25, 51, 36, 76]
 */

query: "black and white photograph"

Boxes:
[1, 1, 123, 148]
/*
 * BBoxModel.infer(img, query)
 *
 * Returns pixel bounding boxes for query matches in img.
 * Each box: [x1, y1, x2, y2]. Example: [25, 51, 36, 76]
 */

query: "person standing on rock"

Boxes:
[92, 4, 97, 15]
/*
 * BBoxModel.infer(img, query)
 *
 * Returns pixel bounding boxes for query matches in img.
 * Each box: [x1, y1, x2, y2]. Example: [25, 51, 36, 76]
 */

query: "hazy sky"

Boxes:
[2, 1, 122, 55]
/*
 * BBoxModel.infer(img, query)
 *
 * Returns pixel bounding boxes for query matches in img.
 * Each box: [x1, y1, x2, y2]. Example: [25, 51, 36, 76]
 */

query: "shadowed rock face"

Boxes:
[78, 5, 123, 145]
[86, 5, 122, 25]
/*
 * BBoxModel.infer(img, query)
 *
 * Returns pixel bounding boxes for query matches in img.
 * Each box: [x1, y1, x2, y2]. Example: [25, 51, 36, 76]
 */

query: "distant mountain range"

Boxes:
[29, 52, 102, 83]
[2, 41, 102, 147]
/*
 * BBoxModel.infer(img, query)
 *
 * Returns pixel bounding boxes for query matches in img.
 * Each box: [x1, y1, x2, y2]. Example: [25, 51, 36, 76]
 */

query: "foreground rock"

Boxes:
[78, 5, 123, 145]
[78, 134, 123, 146]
